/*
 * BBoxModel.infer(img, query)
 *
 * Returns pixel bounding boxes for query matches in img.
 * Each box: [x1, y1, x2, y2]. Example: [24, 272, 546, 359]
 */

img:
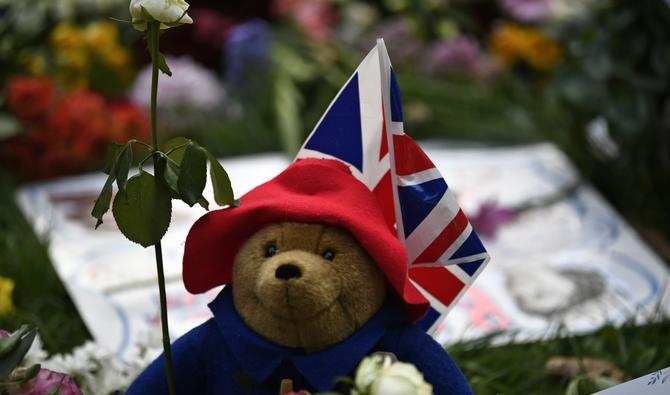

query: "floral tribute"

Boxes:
[1, 76, 149, 180]
[0, 326, 82, 395]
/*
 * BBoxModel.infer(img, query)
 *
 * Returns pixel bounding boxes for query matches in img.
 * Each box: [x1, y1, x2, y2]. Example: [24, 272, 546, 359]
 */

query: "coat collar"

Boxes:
[209, 287, 406, 391]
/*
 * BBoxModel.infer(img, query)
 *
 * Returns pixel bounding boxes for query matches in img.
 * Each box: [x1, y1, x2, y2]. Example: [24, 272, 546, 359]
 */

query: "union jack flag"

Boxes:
[295, 40, 490, 332]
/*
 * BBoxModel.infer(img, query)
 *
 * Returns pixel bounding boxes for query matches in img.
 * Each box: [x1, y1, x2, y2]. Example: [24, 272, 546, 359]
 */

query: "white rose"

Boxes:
[371, 361, 433, 395]
[354, 355, 433, 395]
[129, 0, 193, 31]
[354, 354, 394, 390]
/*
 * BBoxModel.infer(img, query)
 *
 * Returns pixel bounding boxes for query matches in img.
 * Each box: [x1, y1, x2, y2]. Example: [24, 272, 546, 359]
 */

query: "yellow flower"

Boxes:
[57, 48, 89, 71]
[490, 22, 562, 71]
[26, 55, 47, 75]
[524, 33, 562, 70]
[490, 22, 527, 65]
[0, 276, 16, 317]
[99, 45, 132, 70]
[51, 23, 86, 51]
[84, 21, 120, 54]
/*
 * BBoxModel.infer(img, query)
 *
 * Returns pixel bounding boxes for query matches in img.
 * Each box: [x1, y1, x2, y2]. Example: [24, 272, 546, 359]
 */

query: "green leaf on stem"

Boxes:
[103, 143, 124, 175]
[145, 18, 172, 76]
[112, 171, 172, 247]
[197, 195, 210, 210]
[0, 325, 37, 379]
[162, 137, 190, 165]
[177, 142, 207, 207]
[109, 17, 134, 25]
[163, 157, 181, 195]
[93, 143, 126, 228]
[203, 149, 235, 206]
[91, 182, 113, 229]
[116, 143, 133, 194]
[156, 51, 172, 76]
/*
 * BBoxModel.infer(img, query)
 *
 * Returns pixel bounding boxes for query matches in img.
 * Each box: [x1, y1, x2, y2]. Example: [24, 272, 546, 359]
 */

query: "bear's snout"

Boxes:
[232, 222, 387, 350]
[275, 263, 302, 280]
[252, 250, 341, 319]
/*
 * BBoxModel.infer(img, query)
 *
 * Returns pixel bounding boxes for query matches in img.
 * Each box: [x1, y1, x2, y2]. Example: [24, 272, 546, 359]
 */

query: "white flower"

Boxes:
[370, 362, 433, 395]
[129, 0, 193, 31]
[354, 354, 394, 390]
[354, 354, 433, 395]
[129, 56, 225, 112]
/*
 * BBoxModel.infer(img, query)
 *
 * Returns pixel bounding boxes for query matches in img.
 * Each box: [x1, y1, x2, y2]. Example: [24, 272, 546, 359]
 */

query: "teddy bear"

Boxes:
[127, 158, 472, 395]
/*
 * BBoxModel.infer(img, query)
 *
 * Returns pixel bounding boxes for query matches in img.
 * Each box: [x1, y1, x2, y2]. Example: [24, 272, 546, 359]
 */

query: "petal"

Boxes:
[139, 0, 170, 21]
[372, 376, 416, 395]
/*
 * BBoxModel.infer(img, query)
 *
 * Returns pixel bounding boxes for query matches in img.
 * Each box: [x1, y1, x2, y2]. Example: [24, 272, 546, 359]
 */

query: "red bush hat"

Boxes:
[183, 158, 430, 321]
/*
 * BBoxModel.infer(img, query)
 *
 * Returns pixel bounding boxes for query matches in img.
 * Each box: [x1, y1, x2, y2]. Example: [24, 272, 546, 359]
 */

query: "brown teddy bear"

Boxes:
[233, 222, 387, 353]
[128, 159, 472, 394]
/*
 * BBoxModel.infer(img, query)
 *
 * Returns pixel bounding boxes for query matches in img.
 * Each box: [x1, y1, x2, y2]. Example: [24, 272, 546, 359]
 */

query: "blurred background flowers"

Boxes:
[2, 0, 667, 244]
[0, 1, 669, 393]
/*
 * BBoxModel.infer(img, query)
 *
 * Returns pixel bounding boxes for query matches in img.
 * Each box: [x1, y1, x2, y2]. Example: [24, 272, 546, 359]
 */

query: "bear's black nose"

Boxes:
[275, 264, 302, 280]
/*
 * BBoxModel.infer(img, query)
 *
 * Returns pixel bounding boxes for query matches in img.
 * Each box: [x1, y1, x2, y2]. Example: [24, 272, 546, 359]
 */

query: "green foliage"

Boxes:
[0, 325, 38, 380]
[0, 173, 90, 355]
[91, 137, 235, 248]
[92, 141, 133, 229]
[115, 144, 133, 193]
[112, 171, 172, 248]
[206, 151, 235, 206]
[545, 0, 670, 237]
[449, 318, 670, 394]
[565, 375, 619, 395]
[177, 142, 207, 207]
[398, 74, 570, 145]
[163, 137, 188, 165]
[142, 11, 173, 77]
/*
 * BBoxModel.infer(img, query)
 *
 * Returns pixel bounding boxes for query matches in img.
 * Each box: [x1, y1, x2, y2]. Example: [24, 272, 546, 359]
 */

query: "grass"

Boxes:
[0, 169, 668, 394]
[449, 319, 670, 394]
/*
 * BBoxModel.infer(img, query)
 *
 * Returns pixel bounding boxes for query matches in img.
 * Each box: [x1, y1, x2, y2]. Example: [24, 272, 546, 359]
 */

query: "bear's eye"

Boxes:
[265, 243, 278, 257]
[322, 249, 335, 261]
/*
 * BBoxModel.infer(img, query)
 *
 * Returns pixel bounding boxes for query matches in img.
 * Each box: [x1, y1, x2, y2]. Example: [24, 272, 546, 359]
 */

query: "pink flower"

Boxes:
[470, 201, 516, 239]
[426, 36, 481, 76]
[273, 0, 335, 43]
[10, 369, 83, 395]
[191, 9, 233, 46]
[499, 0, 550, 22]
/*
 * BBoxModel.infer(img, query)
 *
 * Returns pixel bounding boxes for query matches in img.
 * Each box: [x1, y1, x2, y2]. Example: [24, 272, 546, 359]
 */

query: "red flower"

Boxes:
[2, 89, 114, 179]
[46, 89, 109, 163]
[6, 76, 56, 121]
[108, 101, 150, 143]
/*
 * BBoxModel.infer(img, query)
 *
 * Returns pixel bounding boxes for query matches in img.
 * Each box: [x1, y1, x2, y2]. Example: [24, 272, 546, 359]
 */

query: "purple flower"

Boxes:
[499, 0, 550, 22]
[370, 18, 423, 64]
[224, 18, 270, 95]
[426, 36, 482, 76]
[470, 201, 516, 239]
[9, 369, 83, 395]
